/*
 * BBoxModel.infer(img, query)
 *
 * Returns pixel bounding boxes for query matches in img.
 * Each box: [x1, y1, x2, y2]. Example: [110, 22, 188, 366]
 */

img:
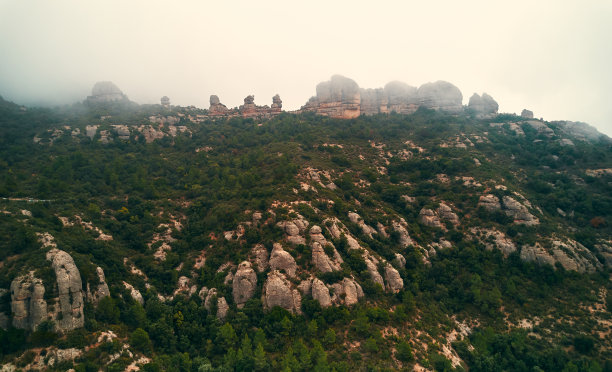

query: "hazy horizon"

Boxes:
[1, 0, 611, 135]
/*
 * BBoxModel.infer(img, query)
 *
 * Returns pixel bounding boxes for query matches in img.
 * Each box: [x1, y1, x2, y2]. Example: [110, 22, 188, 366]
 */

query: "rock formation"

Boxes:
[86, 81, 128, 104]
[10, 272, 47, 330]
[329, 277, 364, 306]
[46, 249, 85, 331]
[88, 267, 110, 305]
[384, 81, 418, 114]
[207, 94, 284, 119]
[262, 270, 301, 314]
[232, 261, 257, 308]
[521, 109, 534, 118]
[418, 208, 443, 229]
[250, 244, 269, 272]
[384, 264, 404, 293]
[204, 288, 229, 320]
[478, 194, 502, 212]
[160, 96, 170, 107]
[416, 81, 463, 114]
[123, 282, 144, 305]
[311, 278, 332, 308]
[269, 243, 298, 277]
[468, 93, 499, 117]
[501, 196, 539, 226]
[208, 95, 229, 116]
[271, 94, 282, 111]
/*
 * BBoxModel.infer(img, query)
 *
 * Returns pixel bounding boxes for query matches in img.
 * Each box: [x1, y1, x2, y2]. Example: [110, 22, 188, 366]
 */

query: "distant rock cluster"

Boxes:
[86, 81, 129, 104]
[299, 75, 473, 119]
[208, 94, 283, 119]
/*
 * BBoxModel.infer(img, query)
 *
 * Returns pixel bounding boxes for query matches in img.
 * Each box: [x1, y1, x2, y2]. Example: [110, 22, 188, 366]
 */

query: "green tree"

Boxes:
[130, 328, 152, 354]
[96, 296, 120, 324]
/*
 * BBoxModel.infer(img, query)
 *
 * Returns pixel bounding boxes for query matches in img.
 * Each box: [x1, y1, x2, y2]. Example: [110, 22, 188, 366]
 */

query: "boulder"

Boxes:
[393, 253, 406, 269]
[46, 249, 85, 331]
[204, 288, 229, 320]
[262, 271, 301, 314]
[302, 75, 361, 119]
[123, 282, 144, 305]
[10, 272, 47, 330]
[392, 220, 414, 247]
[384, 81, 418, 114]
[88, 266, 110, 305]
[269, 243, 298, 277]
[311, 278, 332, 308]
[384, 264, 404, 293]
[437, 203, 460, 226]
[330, 277, 364, 306]
[418, 208, 443, 229]
[160, 96, 170, 106]
[521, 109, 534, 118]
[232, 261, 257, 308]
[209, 95, 229, 115]
[468, 93, 498, 117]
[312, 242, 341, 273]
[271, 94, 282, 110]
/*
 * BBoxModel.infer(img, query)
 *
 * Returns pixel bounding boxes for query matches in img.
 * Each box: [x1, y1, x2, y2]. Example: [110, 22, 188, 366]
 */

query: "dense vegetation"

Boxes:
[0, 96, 610, 371]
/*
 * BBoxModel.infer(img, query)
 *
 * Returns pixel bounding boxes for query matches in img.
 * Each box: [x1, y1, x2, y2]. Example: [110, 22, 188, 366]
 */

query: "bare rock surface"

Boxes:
[262, 271, 301, 314]
[478, 194, 501, 212]
[470, 228, 516, 256]
[502, 196, 539, 225]
[392, 220, 414, 247]
[46, 248, 85, 331]
[10, 272, 47, 330]
[417, 81, 463, 113]
[468, 93, 498, 117]
[88, 267, 110, 305]
[269, 243, 298, 277]
[311, 278, 332, 308]
[348, 211, 377, 238]
[330, 277, 364, 306]
[250, 244, 269, 272]
[123, 281, 144, 305]
[232, 261, 257, 308]
[86, 81, 128, 104]
[204, 288, 229, 320]
[418, 208, 443, 229]
[384, 264, 404, 293]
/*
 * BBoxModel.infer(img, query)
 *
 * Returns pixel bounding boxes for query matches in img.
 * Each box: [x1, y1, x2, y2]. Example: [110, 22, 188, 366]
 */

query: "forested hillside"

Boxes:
[0, 96, 610, 371]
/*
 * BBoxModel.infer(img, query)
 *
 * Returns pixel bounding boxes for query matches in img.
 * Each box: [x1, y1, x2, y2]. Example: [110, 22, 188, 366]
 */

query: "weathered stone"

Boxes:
[89, 267, 110, 305]
[418, 208, 443, 229]
[468, 93, 498, 117]
[521, 109, 534, 118]
[330, 277, 364, 306]
[250, 244, 269, 272]
[311, 242, 341, 273]
[271, 94, 282, 110]
[384, 81, 418, 114]
[478, 194, 501, 212]
[520, 243, 556, 266]
[123, 281, 144, 305]
[10, 272, 47, 330]
[393, 253, 406, 269]
[417, 81, 463, 113]
[209, 95, 229, 115]
[160, 96, 170, 107]
[86, 82, 128, 104]
[204, 288, 229, 320]
[384, 264, 404, 293]
[301, 75, 361, 119]
[348, 211, 377, 238]
[364, 257, 384, 287]
[437, 203, 460, 226]
[262, 271, 301, 314]
[269, 243, 298, 277]
[502, 196, 539, 225]
[470, 228, 516, 256]
[311, 278, 331, 308]
[46, 249, 85, 331]
[392, 220, 414, 247]
[232, 261, 257, 308]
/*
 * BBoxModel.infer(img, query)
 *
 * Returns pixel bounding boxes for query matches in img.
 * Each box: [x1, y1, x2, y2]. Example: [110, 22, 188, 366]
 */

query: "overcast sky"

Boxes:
[1, 0, 611, 135]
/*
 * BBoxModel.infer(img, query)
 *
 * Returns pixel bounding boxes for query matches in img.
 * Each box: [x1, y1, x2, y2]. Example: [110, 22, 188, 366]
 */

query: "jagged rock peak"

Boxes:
[468, 92, 499, 117]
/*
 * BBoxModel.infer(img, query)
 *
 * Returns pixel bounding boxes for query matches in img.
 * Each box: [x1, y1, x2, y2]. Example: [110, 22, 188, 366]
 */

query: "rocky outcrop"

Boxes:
[232, 261, 257, 308]
[394, 253, 406, 269]
[468, 93, 498, 117]
[470, 228, 516, 256]
[250, 244, 269, 272]
[123, 282, 144, 305]
[46, 249, 85, 331]
[502, 196, 539, 225]
[478, 194, 502, 212]
[311, 278, 332, 308]
[10, 272, 47, 330]
[437, 203, 460, 226]
[277, 215, 309, 245]
[384, 264, 404, 293]
[311, 242, 341, 273]
[330, 277, 364, 306]
[208, 95, 229, 116]
[418, 209, 443, 229]
[521, 109, 534, 118]
[160, 96, 170, 107]
[384, 81, 418, 114]
[204, 288, 229, 320]
[269, 243, 298, 277]
[392, 220, 414, 247]
[86, 81, 128, 104]
[301, 75, 361, 119]
[348, 211, 377, 238]
[520, 243, 555, 266]
[262, 271, 301, 314]
[88, 267, 110, 305]
[364, 257, 384, 287]
[207, 94, 284, 119]
[271, 94, 282, 111]
[416, 81, 463, 114]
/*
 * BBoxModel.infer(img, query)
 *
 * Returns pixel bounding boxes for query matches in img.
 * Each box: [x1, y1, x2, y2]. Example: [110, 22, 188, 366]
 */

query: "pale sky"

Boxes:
[1, 0, 611, 135]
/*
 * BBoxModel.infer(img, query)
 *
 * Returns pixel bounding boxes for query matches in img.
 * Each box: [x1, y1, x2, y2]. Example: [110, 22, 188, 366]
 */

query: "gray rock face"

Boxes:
[232, 261, 257, 308]
[46, 249, 85, 331]
[250, 244, 269, 272]
[86, 82, 128, 104]
[88, 267, 110, 305]
[330, 277, 364, 306]
[10, 272, 47, 330]
[520, 243, 556, 266]
[209, 95, 228, 115]
[269, 243, 298, 277]
[384, 81, 418, 114]
[311, 278, 332, 308]
[437, 203, 460, 226]
[123, 281, 144, 305]
[384, 264, 404, 293]
[204, 288, 229, 320]
[418, 208, 443, 229]
[271, 94, 282, 110]
[468, 93, 498, 117]
[262, 271, 301, 314]
[521, 109, 534, 118]
[417, 81, 463, 113]
[478, 194, 502, 212]
[392, 220, 414, 247]
[160, 96, 170, 106]
[502, 196, 539, 225]
[348, 211, 377, 238]
[364, 257, 384, 287]
[311, 242, 341, 273]
[394, 253, 406, 269]
[360, 88, 389, 115]
[470, 228, 516, 256]
[520, 238, 602, 273]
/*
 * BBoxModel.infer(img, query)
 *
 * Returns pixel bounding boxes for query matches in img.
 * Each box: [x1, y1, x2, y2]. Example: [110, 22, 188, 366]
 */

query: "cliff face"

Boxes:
[300, 75, 466, 118]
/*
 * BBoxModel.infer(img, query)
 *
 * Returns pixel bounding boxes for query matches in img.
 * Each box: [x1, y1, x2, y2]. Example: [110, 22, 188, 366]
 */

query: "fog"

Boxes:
[1, 0, 611, 135]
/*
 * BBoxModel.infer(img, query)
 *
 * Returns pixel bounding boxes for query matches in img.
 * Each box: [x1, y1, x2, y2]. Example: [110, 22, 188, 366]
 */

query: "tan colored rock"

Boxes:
[478, 194, 501, 212]
[123, 281, 144, 305]
[46, 249, 85, 331]
[311, 278, 332, 308]
[10, 272, 47, 330]
[417, 81, 463, 113]
[365, 257, 384, 287]
[233, 261, 257, 308]
[312, 242, 341, 273]
[470, 228, 516, 256]
[250, 244, 269, 272]
[392, 220, 414, 247]
[394, 253, 406, 269]
[330, 277, 364, 306]
[88, 267, 110, 305]
[521, 109, 534, 118]
[384, 264, 404, 293]
[502, 196, 539, 225]
[204, 288, 229, 320]
[348, 211, 377, 238]
[418, 208, 443, 229]
[437, 203, 459, 226]
[269, 243, 297, 277]
[262, 271, 301, 314]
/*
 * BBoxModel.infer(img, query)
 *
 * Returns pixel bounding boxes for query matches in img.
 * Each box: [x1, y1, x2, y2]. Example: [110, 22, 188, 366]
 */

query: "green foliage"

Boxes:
[130, 328, 153, 354]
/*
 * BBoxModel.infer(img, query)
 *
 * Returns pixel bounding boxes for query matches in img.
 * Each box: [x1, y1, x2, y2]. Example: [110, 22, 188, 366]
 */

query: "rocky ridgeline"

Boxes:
[4, 233, 110, 332]
[207, 94, 283, 119]
[299, 75, 493, 119]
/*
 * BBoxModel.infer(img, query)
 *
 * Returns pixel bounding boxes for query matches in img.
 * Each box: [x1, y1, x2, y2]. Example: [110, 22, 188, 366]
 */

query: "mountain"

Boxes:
[0, 80, 610, 371]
